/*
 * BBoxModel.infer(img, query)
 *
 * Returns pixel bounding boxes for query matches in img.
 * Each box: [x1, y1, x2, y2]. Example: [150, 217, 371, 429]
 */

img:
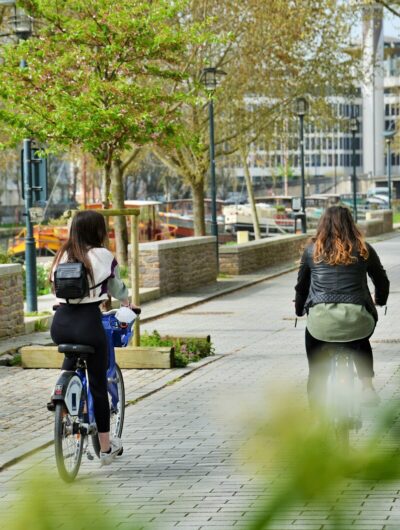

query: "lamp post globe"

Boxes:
[295, 96, 309, 117]
[201, 67, 218, 92]
[10, 7, 33, 40]
[350, 117, 360, 134]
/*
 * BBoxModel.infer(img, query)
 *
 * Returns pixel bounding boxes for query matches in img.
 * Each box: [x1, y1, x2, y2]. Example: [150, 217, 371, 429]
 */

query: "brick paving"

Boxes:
[0, 261, 296, 466]
[0, 234, 399, 529]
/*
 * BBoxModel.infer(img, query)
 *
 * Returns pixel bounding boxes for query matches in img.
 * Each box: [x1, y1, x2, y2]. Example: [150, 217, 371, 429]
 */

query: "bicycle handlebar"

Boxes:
[102, 309, 118, 316]
[102, 307, 141, 317]
[53, 305, 141, 315]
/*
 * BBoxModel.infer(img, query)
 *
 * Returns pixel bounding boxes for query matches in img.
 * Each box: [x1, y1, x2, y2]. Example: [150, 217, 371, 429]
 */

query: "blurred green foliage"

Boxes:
[4, 390, 400, 530]
[244, 392, 400, 530]
[5, 472, 143, 530]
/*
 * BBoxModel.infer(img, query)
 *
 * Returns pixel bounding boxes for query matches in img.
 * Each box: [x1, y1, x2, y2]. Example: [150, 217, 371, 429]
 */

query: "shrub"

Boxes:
[0, 250, 12, 264]
[140, 330, 214, 367]
[23, 262, 52, 297]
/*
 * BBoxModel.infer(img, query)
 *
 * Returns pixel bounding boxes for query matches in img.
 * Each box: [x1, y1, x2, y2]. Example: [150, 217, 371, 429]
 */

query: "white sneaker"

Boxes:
[361, 387, 381, 407]
[99, 438, 123, 466]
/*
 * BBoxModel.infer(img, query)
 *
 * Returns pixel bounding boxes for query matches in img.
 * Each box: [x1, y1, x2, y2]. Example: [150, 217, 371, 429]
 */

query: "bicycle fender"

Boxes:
[51, 371, 83, 416]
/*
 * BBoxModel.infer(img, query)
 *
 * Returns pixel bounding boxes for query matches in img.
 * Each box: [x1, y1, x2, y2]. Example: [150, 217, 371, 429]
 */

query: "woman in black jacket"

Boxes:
[295, 205, 389, 408]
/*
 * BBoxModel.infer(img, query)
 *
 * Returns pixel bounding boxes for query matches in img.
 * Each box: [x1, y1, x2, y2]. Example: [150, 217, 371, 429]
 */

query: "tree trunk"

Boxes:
[103, 161, 112, 209]
[71, 162, 78, 203]
[191, 178, 206, 236]
[240, 147, 261, 240]
[111, 158, 128, 266]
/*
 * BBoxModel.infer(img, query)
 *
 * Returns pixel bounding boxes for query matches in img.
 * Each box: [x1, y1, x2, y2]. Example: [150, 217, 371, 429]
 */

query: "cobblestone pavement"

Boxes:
[0, 262, 296, 466]
[0, 235, 400, 530]
[0, 359, 222, 469]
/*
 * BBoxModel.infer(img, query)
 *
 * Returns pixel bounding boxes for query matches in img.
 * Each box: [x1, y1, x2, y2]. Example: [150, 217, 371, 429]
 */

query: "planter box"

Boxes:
[20, 345, 175, 369]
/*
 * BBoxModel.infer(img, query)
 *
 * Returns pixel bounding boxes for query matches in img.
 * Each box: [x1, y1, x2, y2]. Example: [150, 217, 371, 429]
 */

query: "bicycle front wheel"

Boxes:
[110, 364, 125, 438]
[54, 402, 85, 482]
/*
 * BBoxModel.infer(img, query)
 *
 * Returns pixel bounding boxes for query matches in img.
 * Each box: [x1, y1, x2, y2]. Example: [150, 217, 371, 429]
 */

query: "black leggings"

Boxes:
[51, 303, 110, 433]
[305, 328, 374, 408]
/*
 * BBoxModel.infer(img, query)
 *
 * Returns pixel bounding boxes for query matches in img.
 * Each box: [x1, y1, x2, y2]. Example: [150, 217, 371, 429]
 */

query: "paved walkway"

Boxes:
[0, 262, 297, 467]
[1, 234, 400, 529]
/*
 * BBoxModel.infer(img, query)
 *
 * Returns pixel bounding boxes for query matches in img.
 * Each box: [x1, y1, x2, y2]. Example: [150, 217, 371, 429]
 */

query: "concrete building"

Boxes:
[230, 5, 400, 199]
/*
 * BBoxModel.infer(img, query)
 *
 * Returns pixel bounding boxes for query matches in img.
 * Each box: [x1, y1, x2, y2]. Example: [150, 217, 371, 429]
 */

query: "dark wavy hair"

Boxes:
[51, 210, 107, 282]
[313, 205, 369, 265]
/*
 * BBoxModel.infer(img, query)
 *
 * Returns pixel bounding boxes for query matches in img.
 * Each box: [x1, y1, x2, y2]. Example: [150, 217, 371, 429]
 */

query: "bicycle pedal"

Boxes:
[46, 401, 55, 412]
[86, 450, 94, 461]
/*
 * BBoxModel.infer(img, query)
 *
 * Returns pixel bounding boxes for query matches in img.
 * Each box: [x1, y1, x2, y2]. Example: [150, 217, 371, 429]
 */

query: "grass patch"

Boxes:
[218, 272, 233, 279]
[24, 311, 51, 317]
[9, 353, 21, 366]
[141, 330, 215, 367]
[393, 211, 400, 224]
[34, 320, 49, 332]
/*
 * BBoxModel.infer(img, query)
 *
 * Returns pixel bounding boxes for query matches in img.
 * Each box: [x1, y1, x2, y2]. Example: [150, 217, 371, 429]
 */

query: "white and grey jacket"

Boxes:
[53, 247, 129, 305]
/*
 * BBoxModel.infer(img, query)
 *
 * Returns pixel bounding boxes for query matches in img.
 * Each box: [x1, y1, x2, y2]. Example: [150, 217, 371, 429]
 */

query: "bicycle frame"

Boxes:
[84, 313, 133, 427]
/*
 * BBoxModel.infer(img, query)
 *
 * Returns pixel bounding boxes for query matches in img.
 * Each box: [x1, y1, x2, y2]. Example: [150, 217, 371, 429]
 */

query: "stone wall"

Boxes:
[137, 237, 218, 296]
[366, 210, 393, 233]
[219, 234, 309, 275]
[0, 264, 24, 339]
[359, 209, 393, 238]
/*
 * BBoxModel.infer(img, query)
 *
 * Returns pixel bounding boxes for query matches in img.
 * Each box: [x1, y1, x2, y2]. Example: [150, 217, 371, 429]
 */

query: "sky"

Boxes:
[384, 12, 400, 38]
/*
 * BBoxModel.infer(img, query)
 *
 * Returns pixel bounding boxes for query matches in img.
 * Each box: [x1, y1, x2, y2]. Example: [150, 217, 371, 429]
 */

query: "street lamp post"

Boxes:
[295, 97, 309, 234]
[384, 129, 395, 210]
[350, 116, 360, 223]
[201, 67, 226, 263]
[9, 6, 37, 311]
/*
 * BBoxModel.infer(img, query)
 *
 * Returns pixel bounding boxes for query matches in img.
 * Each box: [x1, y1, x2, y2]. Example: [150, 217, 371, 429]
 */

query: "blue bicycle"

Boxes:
[48, 309, 134, 482]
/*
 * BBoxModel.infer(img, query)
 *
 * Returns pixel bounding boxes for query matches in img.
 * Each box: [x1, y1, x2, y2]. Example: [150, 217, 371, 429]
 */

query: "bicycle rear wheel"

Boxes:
[335, 421, 350, 451]
[54, 402, 85, 482]
[92, 364, 125, 457]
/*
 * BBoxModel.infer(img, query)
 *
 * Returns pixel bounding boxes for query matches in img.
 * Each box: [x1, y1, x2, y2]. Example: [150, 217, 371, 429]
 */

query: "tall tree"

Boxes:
[153, 0, 361, 235]
[0, 0, 206, 263]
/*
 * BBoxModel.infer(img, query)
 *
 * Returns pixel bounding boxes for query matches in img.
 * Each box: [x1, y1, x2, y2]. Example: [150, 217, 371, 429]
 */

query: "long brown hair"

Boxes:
[313, 205, 368, 265]
[51, 210, 107, 282]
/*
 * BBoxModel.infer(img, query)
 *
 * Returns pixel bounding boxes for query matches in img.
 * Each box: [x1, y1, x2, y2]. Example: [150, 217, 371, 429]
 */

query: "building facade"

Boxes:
[230, 5, 400, 199]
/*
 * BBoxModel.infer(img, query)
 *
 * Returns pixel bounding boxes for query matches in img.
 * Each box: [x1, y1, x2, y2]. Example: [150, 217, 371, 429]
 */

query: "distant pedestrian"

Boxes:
[294, 205, 389, 408]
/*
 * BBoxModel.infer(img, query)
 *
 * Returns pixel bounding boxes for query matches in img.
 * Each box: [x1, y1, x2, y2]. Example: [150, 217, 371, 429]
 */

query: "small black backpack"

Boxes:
[54, 262, 89, 301]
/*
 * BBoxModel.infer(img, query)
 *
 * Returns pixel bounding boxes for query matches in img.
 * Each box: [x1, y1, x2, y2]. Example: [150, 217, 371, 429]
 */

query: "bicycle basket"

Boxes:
[102, 314, 133, 348]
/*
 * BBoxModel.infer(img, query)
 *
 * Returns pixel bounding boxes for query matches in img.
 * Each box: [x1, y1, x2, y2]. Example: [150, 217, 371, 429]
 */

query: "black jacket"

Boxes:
[295, 242, 389, 321]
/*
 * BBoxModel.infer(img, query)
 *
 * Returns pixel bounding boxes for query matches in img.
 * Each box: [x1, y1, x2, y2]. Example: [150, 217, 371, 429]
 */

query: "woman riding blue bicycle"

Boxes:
[50, 210, 139, 465]
[295, 205, 389, 410]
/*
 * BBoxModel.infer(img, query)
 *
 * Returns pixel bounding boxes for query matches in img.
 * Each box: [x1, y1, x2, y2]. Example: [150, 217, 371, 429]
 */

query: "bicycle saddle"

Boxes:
[58, 344, 95, 356]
